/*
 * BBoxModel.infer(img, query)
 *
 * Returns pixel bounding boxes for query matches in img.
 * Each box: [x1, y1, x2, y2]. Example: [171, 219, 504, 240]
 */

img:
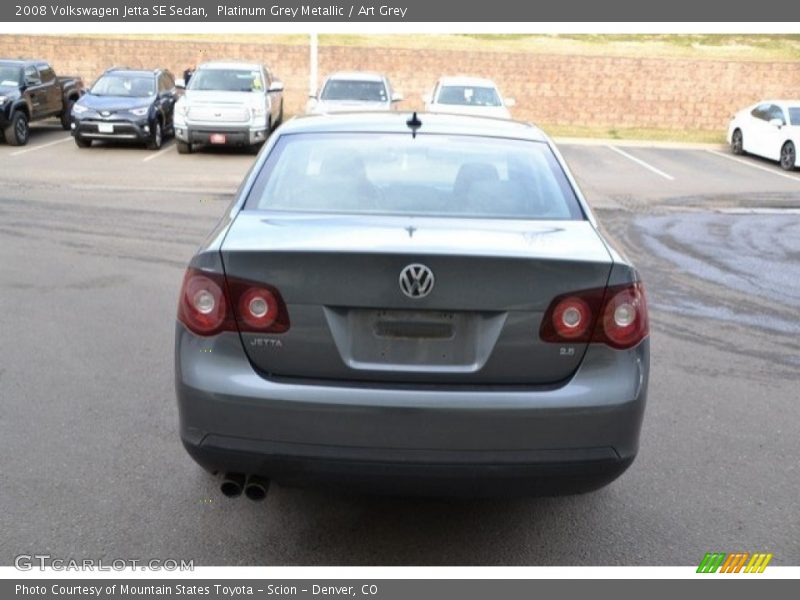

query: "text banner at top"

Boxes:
[4, 0, 800, 22]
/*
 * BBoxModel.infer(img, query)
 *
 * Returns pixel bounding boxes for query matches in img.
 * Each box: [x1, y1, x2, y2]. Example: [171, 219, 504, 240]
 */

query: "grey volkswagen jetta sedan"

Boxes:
[175, 112, 649, 499]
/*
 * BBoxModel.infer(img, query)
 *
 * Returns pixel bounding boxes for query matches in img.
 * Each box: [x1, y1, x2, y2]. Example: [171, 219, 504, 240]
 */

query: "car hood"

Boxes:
[0, 85, 20, 97]
[79, 94, 153, 112]
[311, 99, 391, 114]
[183, 90, 259, 106]
[427, 104, 511, 119]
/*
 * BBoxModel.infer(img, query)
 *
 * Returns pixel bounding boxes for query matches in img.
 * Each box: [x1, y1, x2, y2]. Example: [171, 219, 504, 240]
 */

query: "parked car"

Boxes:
[728, 100, 800, 170]
[173, 61, 284, 154]
[424, 76, 515, 119]
[306, 71, 402, 114]
[71, 67, 178, 150]
[174, 112, 650, 499]
[0, 59, 83, 145]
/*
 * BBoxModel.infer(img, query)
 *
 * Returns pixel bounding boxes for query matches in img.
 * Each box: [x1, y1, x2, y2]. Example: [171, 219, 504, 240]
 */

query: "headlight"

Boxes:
[0, 96, 7, 105]
[130, 107, 149, 117]
[176, 103, 189, 117]
[250, 105, 266, 118]
[72, 104, 89, 114]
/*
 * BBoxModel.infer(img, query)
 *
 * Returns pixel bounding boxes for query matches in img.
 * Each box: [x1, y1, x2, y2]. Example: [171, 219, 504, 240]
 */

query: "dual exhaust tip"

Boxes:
[220, 473, 270, 501]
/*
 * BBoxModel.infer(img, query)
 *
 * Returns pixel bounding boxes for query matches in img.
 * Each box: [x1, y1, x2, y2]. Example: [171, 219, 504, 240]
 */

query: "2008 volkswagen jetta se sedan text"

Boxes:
[174, 112, 650, 499]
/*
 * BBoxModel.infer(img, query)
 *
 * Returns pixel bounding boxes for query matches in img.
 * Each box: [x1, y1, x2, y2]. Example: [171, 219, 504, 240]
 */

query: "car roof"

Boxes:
[279, 111, 548, 142]
[105, 68, 159, 77]
[324, 71, 386, 82]
[197, 61, 263, 71]
[436, 76, 499, 88]
[0, 59, 49, 68]
[762, 100, 800, 107]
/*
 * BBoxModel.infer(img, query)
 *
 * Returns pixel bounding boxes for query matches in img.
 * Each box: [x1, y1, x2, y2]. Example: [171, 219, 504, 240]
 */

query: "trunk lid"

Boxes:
[221, 213, 613, 384]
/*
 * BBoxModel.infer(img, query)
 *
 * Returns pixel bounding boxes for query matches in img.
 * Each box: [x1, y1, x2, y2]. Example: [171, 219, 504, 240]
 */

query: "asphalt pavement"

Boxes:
[0, 122, 798, 565]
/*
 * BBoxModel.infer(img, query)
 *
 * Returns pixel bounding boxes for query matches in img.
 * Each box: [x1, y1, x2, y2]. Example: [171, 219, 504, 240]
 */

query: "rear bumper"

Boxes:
[175, 326, 649, 495]
[175, 122, 267, 146]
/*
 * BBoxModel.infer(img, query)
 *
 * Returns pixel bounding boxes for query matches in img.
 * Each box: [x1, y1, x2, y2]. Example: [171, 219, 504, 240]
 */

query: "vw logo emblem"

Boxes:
[399, 263, 434, 299]
[101, 111, 110, 117]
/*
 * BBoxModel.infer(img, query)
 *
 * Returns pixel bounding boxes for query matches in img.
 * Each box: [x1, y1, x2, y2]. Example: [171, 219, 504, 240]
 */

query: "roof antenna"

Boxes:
[406, 112, 422, 138]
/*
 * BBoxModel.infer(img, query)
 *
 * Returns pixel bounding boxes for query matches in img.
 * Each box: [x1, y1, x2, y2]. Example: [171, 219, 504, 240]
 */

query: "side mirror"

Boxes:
[391, 92, 403, 103]
[308, 93, 317, 100]
[175, 78, 185, 90]
[268, 80, 284, 93]
[769, 118, 783, 128]
[504, 97, 516, 108]
[25, 76, 40, 86]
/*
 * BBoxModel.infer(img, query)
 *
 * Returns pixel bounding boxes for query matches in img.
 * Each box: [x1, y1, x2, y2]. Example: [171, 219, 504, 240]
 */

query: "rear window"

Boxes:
[245, 133, 584, 220]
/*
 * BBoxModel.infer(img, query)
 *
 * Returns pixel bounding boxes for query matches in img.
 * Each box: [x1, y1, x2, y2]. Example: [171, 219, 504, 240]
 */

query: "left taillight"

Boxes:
[177, 267, 290, 337]
[178, 269, 232, 336]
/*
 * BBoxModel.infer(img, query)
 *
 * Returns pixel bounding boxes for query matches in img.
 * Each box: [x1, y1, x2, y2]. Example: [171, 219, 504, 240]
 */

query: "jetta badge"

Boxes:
[399, 263, 434, 299]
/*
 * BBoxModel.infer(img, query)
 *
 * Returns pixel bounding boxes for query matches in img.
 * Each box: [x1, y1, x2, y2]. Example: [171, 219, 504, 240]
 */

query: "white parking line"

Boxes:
[606, 145, 675, 180]
[142, 142, 175, 163]
[9, 135, 73, 156]
[707, 150, 800, 183]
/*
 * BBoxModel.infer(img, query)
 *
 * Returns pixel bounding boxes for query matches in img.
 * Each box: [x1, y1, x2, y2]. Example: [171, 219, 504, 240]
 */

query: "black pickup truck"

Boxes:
[0, 59, 84, 146]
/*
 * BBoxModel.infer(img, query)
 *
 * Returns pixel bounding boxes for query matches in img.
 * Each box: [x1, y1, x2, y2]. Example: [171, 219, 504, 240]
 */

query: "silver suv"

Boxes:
[173, 61, 283, 153]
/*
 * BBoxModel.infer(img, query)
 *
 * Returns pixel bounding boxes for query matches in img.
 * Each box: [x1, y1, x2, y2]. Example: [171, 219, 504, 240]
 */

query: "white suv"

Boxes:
[174, 61, 284, 153]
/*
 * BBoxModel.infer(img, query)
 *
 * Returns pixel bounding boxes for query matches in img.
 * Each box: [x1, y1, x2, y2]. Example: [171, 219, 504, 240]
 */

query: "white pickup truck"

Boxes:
[173, 61, 284, 154]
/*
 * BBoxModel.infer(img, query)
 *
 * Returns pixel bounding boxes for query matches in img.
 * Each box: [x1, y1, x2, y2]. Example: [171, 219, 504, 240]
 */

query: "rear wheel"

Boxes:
[4, 111, 29, 146]
[731, 129, 744, 155]
[147, 120, 163, 150]
[74, 136, 91, 148]
[780, 141, 796, 171]
[176, 140, 192, 154]
[60, 99, 74, 130]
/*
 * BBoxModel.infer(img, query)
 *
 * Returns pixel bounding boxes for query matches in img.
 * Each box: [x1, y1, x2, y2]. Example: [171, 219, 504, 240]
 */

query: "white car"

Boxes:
[727, 100, 800, 170]
[173, 61, 284, 154]
[307, 71, 402, 114]
[424, 76, 515, 119]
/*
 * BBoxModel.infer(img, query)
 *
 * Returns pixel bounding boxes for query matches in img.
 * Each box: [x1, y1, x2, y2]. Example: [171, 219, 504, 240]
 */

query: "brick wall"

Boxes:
[2, 34, 799, 131]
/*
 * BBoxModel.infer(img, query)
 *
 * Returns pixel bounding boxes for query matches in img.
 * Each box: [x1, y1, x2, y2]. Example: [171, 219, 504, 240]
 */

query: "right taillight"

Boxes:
[540, 282, 648, 350]
[177, 267, 290, 337]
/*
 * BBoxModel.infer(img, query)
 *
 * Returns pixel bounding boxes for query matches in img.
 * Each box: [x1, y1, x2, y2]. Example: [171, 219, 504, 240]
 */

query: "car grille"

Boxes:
[188, 106, 250, 123]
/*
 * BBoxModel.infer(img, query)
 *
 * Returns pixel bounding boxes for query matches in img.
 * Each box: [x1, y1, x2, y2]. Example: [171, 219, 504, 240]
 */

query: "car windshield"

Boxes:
[0, 65, 22, 87]
[321, 80, 388, 102]
[789, 107, 800, 126]
[246, 133, 583, 220]
[91, 74, 155, 97]
[188, 69, 264, 92]
[436, 85, 502, 107]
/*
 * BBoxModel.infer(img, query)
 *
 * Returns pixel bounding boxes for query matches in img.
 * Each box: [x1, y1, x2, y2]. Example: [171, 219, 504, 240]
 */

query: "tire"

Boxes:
[176, 140, 192, 154]
[146, 120, 163, 150]
[74, 136, 91, 148]
[731, 129, 745, 155]
[780, 141, 796, 171]
[4, 111, 29, 146]
[60, 99, 74, 130]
